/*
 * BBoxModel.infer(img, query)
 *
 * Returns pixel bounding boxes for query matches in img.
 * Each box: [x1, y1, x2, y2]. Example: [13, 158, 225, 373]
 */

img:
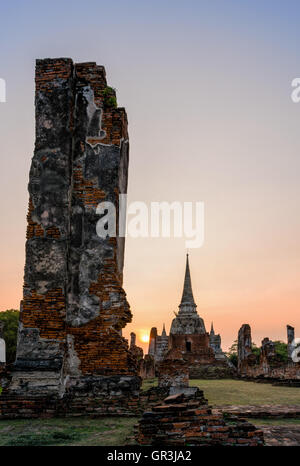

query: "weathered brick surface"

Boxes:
[136, 390, 265, 446]
[238, 323, 300, 382]
[0, 376, 141, 419]
[140, 354, 156, 379]
[158, 357, 189, 388]
[1, 58, 140, 417]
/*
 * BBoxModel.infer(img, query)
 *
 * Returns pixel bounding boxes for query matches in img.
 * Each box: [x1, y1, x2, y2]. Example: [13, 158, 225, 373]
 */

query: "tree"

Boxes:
[226, 340, 261, 366]
[0, 310, 19, 365]
[273, 340, 288, 363]
[227, 340, 238, 367]
[251, 342, 261, 363]
[227, 338, 289, 368]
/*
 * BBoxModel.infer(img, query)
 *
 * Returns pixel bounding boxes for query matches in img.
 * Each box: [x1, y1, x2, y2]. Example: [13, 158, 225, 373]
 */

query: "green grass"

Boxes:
[142, 378, 300, 406]
[141, 378, 157, 392]
[248, 418, 300, 426]
[0, 379, 299, 445]
[0, 417, 138, 446]
[1, 414, 299, 446]
[193, 379, 300, 405]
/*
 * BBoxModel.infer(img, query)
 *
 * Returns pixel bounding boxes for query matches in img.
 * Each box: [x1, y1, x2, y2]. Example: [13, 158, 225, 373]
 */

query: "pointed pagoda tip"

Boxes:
[210, 322, 215, 334]
[179, 252, 196, 306]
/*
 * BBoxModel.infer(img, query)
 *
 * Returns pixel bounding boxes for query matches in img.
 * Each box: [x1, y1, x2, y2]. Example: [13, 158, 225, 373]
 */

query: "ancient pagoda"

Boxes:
[153, 254, 234, 378]
[170, 254, 206, 335]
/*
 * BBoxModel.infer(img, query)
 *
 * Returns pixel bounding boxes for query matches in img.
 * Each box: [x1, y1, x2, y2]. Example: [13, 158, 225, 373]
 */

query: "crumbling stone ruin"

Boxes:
[0, 322, 5, 369]
[209, 322, 223, 358]
[237, 323, 300, 384]
[148, 327, 157, 357]
[130, 332, 144, 360]
[139, 354, 156, 379]
[158, 355, 189, 389]
[129, 332, 144, 375]
[143, 325, 168, 378]
[148, 255, 235, 379]
[238, 324, 257, 373]
[138, 363, 264, 446]
[136, 389, 264, 446]
[148, 324, 169, 362]
[0, 58, 141, 418]
[287, 325, 295, 361]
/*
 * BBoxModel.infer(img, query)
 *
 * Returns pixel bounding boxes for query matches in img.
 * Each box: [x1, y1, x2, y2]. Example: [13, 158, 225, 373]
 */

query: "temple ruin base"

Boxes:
[136, 389, 265, 446]
[0, 375, 141, 419]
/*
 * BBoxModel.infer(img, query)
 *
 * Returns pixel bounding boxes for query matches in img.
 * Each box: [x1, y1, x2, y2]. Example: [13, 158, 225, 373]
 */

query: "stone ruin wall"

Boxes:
[158, 358, 189, 389]
[137, 389, 264, 446]
[138, 341, 265, 447]
[238, 324, 300, 383]
[166, 333, 235, 379]
[145, 322, 235, 380]
[287, 325, 295, 360]
[0, 58, 141, 418]
[0, 322, 5, 367]
[139, 354, 156, 379]
[129, 332, 144, 376]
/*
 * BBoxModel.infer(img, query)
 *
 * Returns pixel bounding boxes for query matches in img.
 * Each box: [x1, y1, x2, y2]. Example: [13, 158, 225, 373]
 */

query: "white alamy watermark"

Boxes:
[96, 196, 204, 249]
[291, 78, 300, 103]
[291, 338, 300, 363]
[0, 78, 6, 103]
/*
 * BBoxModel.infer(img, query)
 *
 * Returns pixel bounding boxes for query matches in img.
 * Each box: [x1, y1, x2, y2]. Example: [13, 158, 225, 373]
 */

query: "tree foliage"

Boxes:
[227, 340, 238, 367]
[226, 338, 289, 367]
[251, 342, 260, 363]
[273, 340, 288, 363]
[0, 310, 19, 364]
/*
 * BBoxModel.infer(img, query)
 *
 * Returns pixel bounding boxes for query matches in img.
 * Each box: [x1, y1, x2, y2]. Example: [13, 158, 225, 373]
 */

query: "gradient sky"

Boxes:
[0, 0, 300, 352]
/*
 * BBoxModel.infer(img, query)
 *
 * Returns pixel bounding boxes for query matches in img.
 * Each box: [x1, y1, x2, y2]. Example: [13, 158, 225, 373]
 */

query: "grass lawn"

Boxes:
[142, 378, 300, 406]
[0, 379, 299, 445]
[248, 418, 300, 426]
[0, 417, 138, 446]
[0, 414, 299, 446]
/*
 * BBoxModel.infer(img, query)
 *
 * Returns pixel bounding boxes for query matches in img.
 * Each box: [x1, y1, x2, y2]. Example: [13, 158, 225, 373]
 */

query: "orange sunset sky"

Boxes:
[0, 1, 300, 353]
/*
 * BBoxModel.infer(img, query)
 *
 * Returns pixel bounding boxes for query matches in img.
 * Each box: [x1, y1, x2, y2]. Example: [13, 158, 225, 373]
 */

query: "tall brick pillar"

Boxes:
[287, 325, 295, 361]
[2, 58, 140, 417]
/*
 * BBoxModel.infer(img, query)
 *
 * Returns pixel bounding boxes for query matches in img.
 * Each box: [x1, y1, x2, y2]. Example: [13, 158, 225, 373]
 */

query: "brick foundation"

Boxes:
[136, 389, 265, 446]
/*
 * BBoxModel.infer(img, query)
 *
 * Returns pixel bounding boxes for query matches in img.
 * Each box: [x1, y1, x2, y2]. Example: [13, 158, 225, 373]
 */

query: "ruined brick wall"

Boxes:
[156, 332, 234, 380]
[155, 334, 169, 362]
[237, 324, 300, 381]
[287, 325, 295, 360]
[4, 58, 140, 409]
[238, 324, 257, 375]
[168, 333, 235, 378]
[158, 358, 189, 388]
[129, 332, 144, 377]
[148, 327, 157, 357]
[137, 390, 264, 446]
[140, 355, 155, 379]
[169, 333, 212, 357]
[0, 322, 5, 364]
[0, 375, 141, 419]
